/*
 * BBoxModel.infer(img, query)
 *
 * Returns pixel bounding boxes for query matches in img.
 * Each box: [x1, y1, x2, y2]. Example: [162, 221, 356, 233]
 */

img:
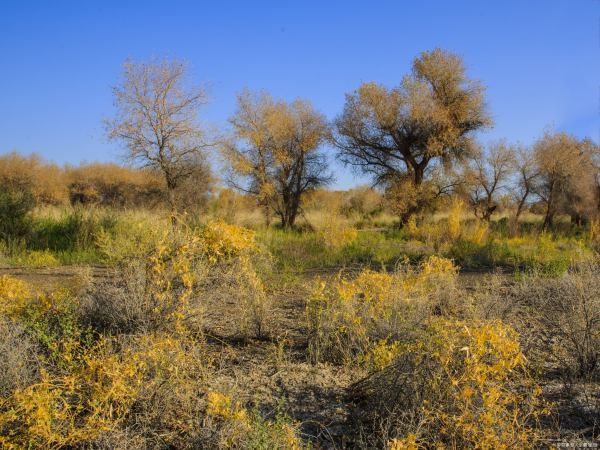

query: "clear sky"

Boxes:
[0, 1, 598, 189]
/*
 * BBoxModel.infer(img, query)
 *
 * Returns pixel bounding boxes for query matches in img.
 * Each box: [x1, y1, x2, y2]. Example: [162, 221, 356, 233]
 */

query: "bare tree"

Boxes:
[222, 91, 332, 228]
[106, 58, 211, 214]
[464, 141, 515, 221]
[333, 48, 491, 221]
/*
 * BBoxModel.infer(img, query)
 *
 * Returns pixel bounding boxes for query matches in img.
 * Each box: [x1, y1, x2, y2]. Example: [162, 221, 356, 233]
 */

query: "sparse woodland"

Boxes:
[0, 50, 599, 449]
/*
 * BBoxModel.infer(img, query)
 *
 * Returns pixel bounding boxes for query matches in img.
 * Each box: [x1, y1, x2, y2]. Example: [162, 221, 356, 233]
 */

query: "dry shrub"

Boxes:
[306, 256, 460, 365]
[91, 220, 272, 339]
[350, 318, 548, 449]
[504, 262, 600, 380]
[341, 185, 383, 221]
[65, 163, 165, 208]
[0, 318, 40, 397]
[209, 257, 271, 339]
[0, 152, 67, 205]
[83, 230, 206, 336]
[205, 391, 302, 449]
[199, 220, 273, 338]
[315, 213, 358, 249]
[0, 334, 208, 449]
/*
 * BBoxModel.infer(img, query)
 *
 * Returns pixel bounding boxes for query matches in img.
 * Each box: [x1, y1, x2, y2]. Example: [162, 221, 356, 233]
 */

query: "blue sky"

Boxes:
[0, 1, 597, 189]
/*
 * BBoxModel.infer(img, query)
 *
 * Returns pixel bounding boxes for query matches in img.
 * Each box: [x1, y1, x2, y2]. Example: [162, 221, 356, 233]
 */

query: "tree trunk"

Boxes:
[542, 205, 554, 229]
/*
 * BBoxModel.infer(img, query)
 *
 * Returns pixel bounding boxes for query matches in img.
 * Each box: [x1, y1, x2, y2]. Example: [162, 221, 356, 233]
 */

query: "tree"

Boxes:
[333, 48, 491, 221]
[464, 141, 515, 221]
[532, 132, 597, 228]
[106, 58, 211, 214]
[510, 145, 538, 221]
[223, 91, 332, 228]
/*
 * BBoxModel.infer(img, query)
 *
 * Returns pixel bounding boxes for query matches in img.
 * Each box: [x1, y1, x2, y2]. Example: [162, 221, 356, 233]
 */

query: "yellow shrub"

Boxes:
[207, 391, 250, 424]
[336, 269, 395, 307]
[316, 215, 358, 249]
[388, 434, 419, 450]
[199, 220, 258, 264]
[362, 339, 402, 372]
[468, 220, 489, 245]
[359, 319, 548, 449]
[96, 216, 166, 263]
[0, 334, 205, 449]
[307, 256, 459, 365]
[17, 251, 59, 268]
[447, 198, 464, 241]
[588, 219, 600, 245]
[419, 255, 458, 278]
[0, 276, 31, 317]
[206, 390, 302, 449]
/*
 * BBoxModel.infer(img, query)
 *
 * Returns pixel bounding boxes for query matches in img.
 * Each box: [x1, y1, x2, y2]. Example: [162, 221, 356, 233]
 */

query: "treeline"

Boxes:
[3, 49, 599, 229]
[0, 151, 212, 209]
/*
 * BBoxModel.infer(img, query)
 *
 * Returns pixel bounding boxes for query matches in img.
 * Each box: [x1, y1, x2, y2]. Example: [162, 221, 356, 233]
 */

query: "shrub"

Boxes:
[0, 187, 35, 243]
[0, 275, 31, 318]
[506, 262, 600, 380]
[65, 163, 165, 208]
[15, 250, 59, 268]
[0, 152, 67, 205]
[198, 219, 259, 263]
[83, 232, 204, 336]
[350, 319, 548, 449]
[315, 214, 359, 249]
[0, 318, 40, 397]
[0, 334, 207, 449]
[306, 256, 460, 365]
[96, 213, 166, 264]
[205, 390, 302, 449]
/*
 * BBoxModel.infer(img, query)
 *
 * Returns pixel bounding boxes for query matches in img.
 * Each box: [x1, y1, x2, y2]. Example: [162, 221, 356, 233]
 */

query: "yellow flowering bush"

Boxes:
[353, 319, 549, 449]
[316, 214, 358, 249]
[306, 256, 459, 365]
[16, 250, 59, 268]
[206, 390, 302, 449]
[0, 334, 206, 449]
[0, 275, 31, 317]
[198, 220, 258, 264]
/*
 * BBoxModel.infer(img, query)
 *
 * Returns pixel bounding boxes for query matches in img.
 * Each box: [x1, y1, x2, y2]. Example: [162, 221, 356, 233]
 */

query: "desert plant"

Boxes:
[0, 334, 207, 449]
[205, 391, 302, 449]
[83, 232, 205, 336]
[0, 318, 40, 397]
[350, 319, 548, 449]
[0, 186, 35, 243]
[507, 262, 600, 380]
[306, 256, 460, 366]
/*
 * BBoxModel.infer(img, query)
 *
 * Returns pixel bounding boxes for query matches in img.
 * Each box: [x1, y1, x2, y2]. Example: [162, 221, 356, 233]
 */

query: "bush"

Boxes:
[350, 319, 548, 449]
[83, 233, 205, 336]
[0, 318, 40, 397]
[507, 262, 600, 380]
[315, 214, 358, 249]
[205, 391, 302, 449]
[0, 334, 207, 449]
[15, 250, 59, 268]
[0, 187, 35, 243]
[306, 256, 460, 365]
